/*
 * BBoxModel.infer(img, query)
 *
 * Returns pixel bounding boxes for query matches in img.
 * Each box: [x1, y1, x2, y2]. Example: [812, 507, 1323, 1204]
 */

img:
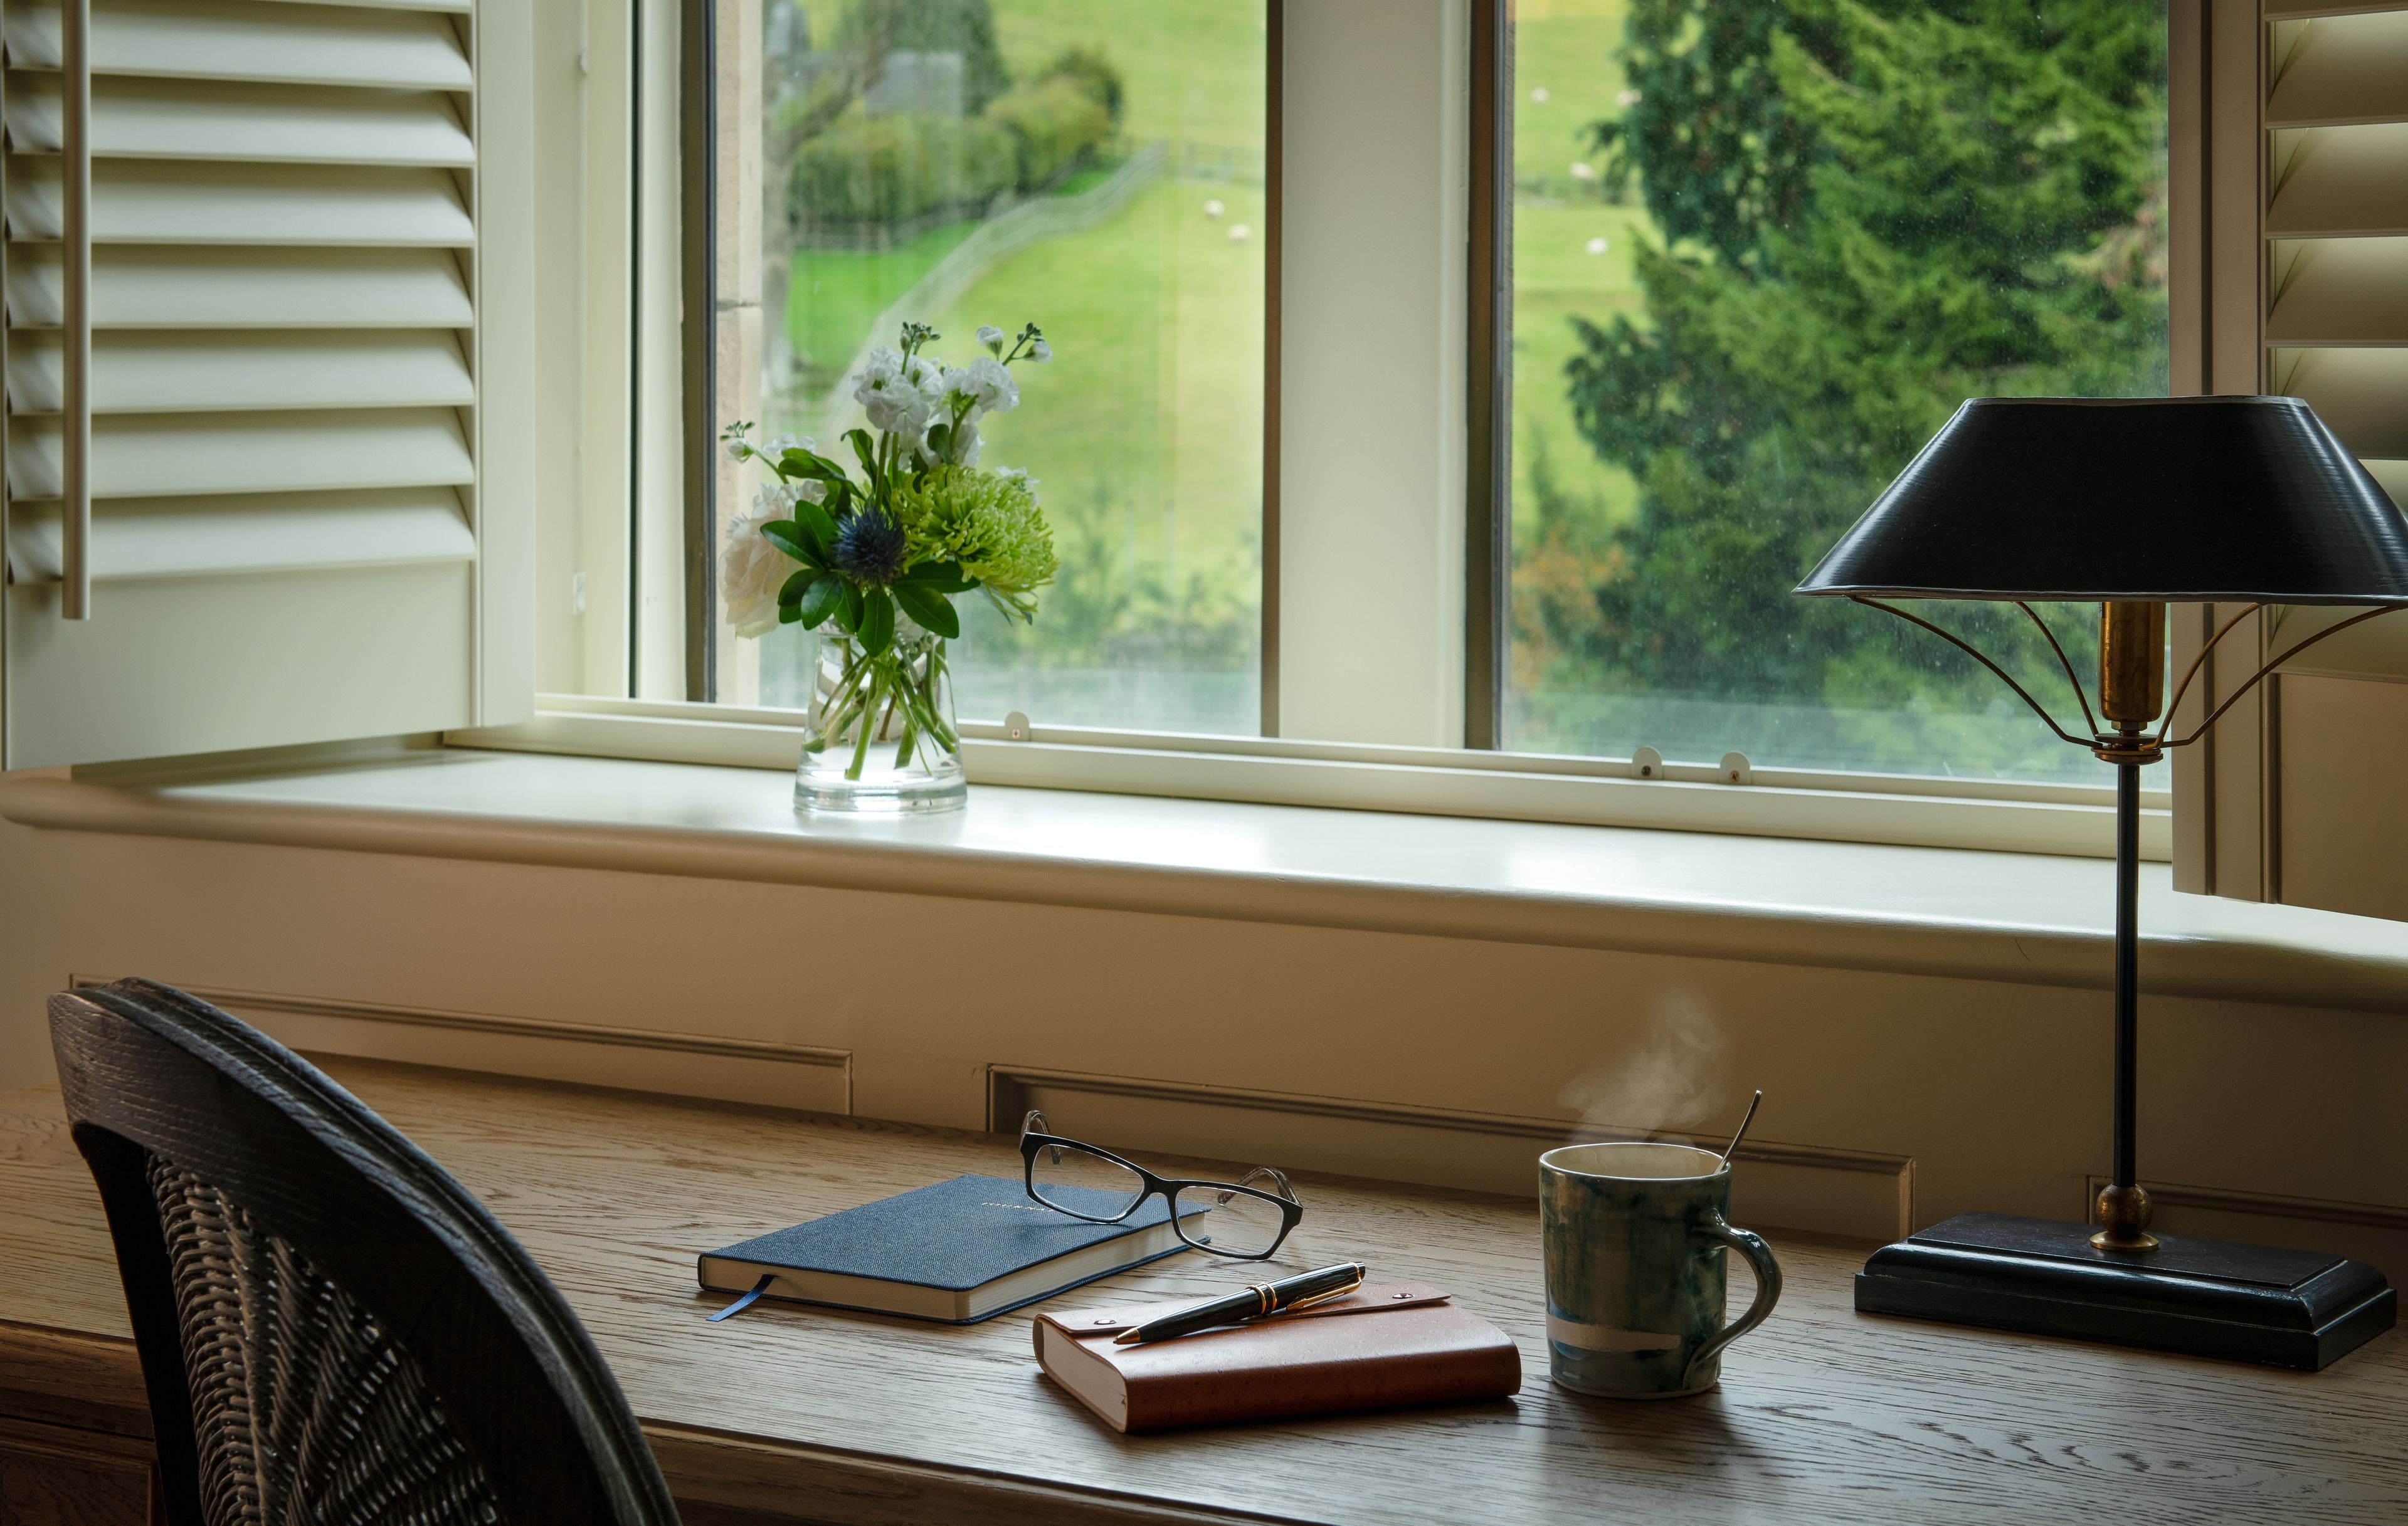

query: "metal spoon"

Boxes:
[1720, 1090, 1763, 1167]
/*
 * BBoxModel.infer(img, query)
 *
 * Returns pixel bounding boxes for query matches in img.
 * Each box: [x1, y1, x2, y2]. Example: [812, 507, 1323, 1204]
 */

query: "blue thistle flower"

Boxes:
[830, 510, 908, 586]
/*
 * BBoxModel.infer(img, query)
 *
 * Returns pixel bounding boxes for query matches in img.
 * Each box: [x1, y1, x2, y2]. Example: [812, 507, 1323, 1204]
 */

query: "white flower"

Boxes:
[1028, 339, 1053, 364]
[1203, 198, 1225, 218]
[721, 509, 794, 640]
[944, 354, 1018, 417]
[795, 478, 829, 504]
[977, 325, 1006, 354]
[723, 436, 752, 461]
[953, 419, 983, 468]
[764, 433, 813, 459]
[755, 481, 799, 513]
[853, 347, 935, 436]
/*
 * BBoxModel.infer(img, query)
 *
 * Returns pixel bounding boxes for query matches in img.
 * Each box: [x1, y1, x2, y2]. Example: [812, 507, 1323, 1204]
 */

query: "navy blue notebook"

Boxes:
[697, 1174, 1200, 1324]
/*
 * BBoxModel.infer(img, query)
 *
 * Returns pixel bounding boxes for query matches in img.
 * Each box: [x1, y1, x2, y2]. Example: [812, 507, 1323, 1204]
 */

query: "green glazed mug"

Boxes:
[1539, 1141, 1783, 1398]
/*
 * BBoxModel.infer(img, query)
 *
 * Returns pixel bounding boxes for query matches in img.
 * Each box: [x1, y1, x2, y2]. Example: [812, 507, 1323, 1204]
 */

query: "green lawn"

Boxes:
[1511, 201, 1648, 537]
[786, 219, 980, 386]
[1511, 0, 1632, 197]
[929, 174, 1266, 599]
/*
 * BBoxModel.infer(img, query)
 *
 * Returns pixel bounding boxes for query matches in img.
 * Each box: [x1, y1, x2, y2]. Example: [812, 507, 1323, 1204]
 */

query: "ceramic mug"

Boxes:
[1539, 1141, 1782, 1398]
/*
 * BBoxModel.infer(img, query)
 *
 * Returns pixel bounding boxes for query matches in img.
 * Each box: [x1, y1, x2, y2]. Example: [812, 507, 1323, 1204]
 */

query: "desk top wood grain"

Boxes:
[3, 1059, 2403, 1525]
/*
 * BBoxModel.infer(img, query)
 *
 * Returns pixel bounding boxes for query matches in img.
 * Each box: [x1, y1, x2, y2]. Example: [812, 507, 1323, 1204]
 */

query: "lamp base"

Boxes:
[1855, 1212, 2395, 1370]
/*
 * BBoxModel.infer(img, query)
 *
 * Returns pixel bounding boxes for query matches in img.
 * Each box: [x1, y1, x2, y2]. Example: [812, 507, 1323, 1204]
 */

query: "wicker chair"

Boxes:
[50, 978, 681, 1526]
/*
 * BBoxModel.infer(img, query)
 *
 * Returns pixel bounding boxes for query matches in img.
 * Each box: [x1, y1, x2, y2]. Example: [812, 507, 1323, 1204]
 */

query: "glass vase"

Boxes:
[794, 628, 966, 814]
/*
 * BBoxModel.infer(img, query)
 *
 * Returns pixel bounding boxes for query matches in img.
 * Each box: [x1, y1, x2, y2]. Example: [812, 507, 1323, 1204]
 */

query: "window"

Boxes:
[508, 0, 2205, 856]
[707, 0, 1271, 735]
[1498, 0, 2170, 784]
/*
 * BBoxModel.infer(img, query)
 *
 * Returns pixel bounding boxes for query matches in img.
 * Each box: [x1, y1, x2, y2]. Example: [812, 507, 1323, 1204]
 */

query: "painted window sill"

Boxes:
[1, 744, 2401, 1014]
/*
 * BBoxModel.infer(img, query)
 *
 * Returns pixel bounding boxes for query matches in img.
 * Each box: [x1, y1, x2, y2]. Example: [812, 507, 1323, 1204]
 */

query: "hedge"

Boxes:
[789, 112, 1014, 229]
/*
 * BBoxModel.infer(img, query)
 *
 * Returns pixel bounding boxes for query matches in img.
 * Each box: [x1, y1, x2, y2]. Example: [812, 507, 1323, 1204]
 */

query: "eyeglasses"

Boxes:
[1017, 1110, 1304, 1261]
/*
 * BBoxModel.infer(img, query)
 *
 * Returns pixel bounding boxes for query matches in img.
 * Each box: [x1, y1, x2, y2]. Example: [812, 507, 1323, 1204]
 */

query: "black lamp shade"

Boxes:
[1796, 396, 2408, 604]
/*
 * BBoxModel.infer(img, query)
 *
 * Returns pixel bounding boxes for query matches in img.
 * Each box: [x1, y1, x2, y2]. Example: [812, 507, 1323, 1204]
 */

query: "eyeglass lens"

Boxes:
[1176, 1182, 1290, 1258]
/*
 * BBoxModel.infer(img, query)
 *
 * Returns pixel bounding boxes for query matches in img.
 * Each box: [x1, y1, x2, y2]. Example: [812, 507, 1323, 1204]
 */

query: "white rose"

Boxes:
[721, 511, 795, 640]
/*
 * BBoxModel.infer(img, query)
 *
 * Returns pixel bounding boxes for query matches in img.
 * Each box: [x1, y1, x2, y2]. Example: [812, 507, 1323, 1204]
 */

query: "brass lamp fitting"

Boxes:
[2092, 1182, 2158, 1252]
[2098, 601, 2166, 726]
[2093, 601, 2167, 764]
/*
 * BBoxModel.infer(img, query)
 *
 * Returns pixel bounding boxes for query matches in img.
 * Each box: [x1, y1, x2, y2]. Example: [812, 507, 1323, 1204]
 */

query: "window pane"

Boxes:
[722, 0, 1269, 734]
[1504, 0, 2168, 782]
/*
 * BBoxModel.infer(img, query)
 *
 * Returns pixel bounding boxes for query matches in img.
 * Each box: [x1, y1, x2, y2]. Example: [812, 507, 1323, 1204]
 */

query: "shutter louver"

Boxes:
[2267, 7, 2408, 490]
[2256, 2, 2408, 921]
[0, 0, 513, 767]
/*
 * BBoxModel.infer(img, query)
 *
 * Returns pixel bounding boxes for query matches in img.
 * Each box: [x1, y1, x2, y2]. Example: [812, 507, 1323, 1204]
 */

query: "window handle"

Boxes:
[60, 0, 92, 620]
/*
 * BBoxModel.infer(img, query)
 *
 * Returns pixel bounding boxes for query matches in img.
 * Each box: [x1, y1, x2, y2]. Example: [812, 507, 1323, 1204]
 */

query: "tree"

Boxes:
[1548, 0, 2167, 755]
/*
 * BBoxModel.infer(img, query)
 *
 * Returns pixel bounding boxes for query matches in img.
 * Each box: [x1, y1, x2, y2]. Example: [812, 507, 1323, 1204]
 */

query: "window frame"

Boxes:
[496, 0, 2189, 861]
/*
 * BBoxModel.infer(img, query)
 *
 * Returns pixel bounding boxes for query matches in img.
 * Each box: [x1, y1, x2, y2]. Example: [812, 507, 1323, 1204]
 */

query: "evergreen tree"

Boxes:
[1551, 0, 2166, 749]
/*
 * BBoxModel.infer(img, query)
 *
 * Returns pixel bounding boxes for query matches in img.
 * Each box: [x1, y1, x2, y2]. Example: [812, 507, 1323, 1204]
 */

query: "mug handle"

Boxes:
[1681, 1217, 1783, 1389]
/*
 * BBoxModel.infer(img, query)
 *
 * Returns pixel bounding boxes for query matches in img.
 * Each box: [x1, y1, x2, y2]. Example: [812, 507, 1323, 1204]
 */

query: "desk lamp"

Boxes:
[1797, 396, 2407, 1369]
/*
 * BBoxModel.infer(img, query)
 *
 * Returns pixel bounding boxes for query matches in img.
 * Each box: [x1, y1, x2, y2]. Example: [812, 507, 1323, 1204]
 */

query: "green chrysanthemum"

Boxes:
[892, 465, 1059, 619]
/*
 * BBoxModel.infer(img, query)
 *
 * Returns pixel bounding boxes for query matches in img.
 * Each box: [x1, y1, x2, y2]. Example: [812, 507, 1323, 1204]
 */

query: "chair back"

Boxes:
[50, 978, 680, 1526]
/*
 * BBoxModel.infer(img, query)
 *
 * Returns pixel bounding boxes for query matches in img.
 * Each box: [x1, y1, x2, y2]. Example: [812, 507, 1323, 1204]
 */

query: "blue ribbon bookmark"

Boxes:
[709, 1275, 774, 1323]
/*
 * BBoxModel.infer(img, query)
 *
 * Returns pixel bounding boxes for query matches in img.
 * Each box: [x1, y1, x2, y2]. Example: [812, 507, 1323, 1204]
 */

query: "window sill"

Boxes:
[1, 743, 2400, 1015]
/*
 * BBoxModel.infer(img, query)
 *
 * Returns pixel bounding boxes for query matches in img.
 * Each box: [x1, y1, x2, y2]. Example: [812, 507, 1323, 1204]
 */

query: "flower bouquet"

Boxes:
[722, 321, 1057, 814]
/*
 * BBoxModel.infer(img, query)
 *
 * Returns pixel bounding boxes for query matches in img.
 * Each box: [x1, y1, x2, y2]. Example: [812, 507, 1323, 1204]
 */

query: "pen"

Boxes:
[1112, 1261, 1369, 1345]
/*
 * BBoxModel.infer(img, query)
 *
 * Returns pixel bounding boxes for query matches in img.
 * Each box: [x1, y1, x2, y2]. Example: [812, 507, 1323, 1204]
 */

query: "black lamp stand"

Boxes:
[1849, 604, 2398, 1371]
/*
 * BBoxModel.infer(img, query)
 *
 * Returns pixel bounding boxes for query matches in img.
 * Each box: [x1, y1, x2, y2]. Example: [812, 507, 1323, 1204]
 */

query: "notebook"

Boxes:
[697, 1174, 1201, 1323]
[1032, 1281, 1522, 1432]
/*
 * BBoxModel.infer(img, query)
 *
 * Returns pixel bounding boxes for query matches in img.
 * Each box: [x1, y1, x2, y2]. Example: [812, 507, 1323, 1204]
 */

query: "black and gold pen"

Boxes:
[1112, 1262, 1368, 1345]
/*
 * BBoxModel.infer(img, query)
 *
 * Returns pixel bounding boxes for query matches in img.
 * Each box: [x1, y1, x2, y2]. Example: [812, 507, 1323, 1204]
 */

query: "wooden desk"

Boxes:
[3, 1060, 2404, 1525]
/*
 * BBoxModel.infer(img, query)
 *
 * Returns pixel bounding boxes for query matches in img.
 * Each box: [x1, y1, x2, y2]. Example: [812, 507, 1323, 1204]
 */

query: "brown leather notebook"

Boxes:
[1032, 1281, 1521, 1433]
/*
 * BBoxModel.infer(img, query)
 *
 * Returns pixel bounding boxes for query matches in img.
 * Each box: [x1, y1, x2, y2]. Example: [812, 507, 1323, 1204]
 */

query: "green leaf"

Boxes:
[844, 428, 879, 484]
[795, 575, 843, 629]
[793, 495, 840, 552]
[926, 421, 951, 460]
[777, 569, 815, 608]
[858, 586, 895, 655]
[893, 582, 960, 639]
[777, 603, 802, 624]
[833, 579, 863, 634]
[899, 560, 973, 593]
[779, 447, 850, 484]
[759, 521, 820, 567]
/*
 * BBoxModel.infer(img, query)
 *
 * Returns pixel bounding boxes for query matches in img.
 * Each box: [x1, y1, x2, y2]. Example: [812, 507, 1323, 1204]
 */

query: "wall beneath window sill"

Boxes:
[2, 746, 2404, 1279]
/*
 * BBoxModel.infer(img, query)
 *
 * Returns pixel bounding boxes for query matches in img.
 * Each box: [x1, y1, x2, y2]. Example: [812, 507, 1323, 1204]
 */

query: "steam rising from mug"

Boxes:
[1557, 988, 1728, 1140]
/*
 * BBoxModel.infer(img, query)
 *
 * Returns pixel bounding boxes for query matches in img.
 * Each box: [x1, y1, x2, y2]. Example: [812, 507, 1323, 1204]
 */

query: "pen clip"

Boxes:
[1278, 1270, 1365, 1316]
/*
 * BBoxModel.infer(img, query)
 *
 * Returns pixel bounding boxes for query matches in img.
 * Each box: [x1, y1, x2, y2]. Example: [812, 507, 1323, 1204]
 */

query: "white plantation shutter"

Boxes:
[0, 0, 532, 768]
[2179, 1, 2408, 918]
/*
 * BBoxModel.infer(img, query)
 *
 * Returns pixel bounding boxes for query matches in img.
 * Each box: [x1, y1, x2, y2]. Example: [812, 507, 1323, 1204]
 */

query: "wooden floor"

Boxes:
[3, 1058, 2405, 1524]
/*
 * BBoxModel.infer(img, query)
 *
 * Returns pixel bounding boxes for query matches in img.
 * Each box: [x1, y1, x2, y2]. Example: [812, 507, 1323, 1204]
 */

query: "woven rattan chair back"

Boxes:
[50, 979, 680, 1526]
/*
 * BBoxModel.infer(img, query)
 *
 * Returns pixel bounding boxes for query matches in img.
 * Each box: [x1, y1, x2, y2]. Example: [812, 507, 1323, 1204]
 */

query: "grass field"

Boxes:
[1508, 0, 1647, 544]
[786, 220, 980, 381]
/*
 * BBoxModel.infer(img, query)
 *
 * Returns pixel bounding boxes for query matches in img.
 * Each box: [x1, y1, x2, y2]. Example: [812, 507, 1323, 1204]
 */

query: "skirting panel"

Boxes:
[991, 1065, 1914, 1241]
[70, 977, 853, 1115]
